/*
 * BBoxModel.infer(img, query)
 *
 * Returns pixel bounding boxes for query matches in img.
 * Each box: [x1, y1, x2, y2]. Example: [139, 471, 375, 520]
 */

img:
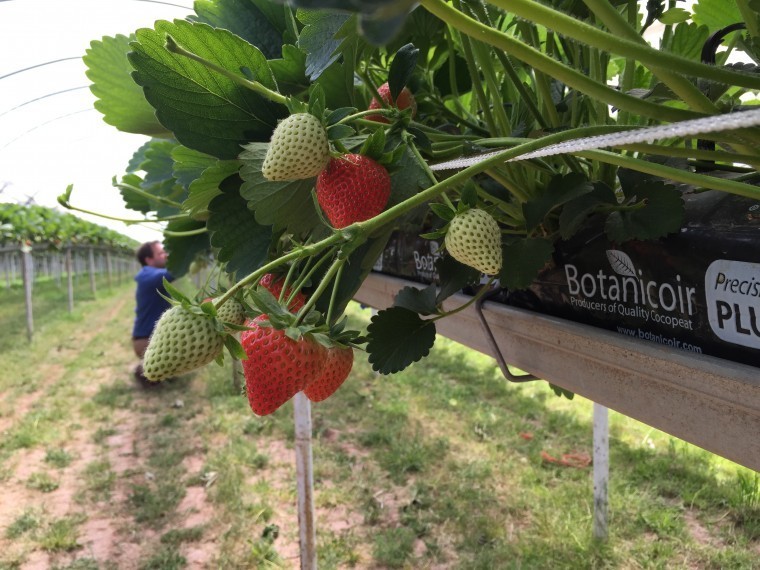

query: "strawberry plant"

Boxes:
[70, 0, 760, 384]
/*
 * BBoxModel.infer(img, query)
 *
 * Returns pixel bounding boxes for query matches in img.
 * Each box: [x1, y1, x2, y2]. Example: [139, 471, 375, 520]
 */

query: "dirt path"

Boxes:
[0, 287, 286, 569]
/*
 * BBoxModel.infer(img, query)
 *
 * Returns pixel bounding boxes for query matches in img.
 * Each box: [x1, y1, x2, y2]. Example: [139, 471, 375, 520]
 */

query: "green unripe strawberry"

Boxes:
[444, 208, 503, 275]
[213, 297, 246, 331]
[262, 113, 330, 181]
[143, 306, 224, 382]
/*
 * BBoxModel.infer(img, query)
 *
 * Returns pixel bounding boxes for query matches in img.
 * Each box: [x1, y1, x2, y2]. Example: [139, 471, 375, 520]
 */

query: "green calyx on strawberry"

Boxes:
[262, 113, 330, 181]
[444, 208, 503, 275]
[316, 154, 391, 228]
[367, 82, 417, 124]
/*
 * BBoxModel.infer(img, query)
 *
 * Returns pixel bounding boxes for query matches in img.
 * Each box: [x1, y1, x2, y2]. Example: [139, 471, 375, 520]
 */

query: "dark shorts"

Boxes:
[132, 335, 150, 341]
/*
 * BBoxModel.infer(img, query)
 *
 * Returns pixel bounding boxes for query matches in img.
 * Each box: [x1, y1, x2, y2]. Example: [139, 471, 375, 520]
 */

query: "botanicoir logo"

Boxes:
[564, 250, 697, 330]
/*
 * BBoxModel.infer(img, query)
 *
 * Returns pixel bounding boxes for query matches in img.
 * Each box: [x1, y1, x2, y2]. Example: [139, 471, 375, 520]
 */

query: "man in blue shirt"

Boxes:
[132, 241, 173, 384]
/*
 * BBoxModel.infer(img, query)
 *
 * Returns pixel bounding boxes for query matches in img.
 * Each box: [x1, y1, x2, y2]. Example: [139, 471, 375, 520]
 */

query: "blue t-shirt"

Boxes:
[133, 266, 174, 338]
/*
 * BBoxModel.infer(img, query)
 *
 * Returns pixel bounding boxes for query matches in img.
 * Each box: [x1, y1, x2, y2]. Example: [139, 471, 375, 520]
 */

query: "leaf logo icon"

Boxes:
[606, 250, 636, 277]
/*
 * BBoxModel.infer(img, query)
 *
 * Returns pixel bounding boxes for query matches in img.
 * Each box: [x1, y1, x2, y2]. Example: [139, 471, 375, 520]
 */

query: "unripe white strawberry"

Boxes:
[444, 208, 503, 275]
[262, 113, 330, 181]
[143, 306, 224, 382]
[213, 297, 246, 331]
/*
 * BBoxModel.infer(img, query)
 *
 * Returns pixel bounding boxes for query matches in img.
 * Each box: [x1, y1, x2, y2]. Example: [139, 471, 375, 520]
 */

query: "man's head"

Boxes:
[136, 241, 168, 268]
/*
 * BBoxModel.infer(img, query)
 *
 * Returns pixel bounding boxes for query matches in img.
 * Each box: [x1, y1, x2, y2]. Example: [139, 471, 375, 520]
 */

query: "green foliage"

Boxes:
[79, 0, 760, 379]
[128, 20, 286, 159]
[83, 34, 171, 137]
[0, 203, 137, 250]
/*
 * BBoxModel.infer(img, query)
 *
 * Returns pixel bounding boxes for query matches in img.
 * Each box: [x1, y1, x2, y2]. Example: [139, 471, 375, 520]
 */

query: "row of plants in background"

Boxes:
[0, 203, 138, 252]
[67, 0, 760, 409]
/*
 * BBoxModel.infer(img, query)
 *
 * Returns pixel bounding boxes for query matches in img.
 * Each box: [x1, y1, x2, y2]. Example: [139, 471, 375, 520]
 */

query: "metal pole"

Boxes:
[20, 246, 34, 341]
[293, 392, 317, 569]
[593, 403, 609, 541]
[4, 252, 10, 289]
[106, 251, 113, 289]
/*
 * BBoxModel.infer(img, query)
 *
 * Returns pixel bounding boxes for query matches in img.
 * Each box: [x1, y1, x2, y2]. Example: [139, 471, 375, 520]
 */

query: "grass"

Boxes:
[0, 282, 758, 569]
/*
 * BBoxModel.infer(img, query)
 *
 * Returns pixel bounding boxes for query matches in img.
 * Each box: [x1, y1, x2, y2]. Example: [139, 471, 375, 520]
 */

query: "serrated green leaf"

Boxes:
[164, 218, 211, 277]
[142, 140, 179, 187]
[360, 128, 387, 160]
[239, 143, 322, 234]
[207, 175, 272, 278]
[523, 173, 594, 232]
[605, 182, 684, 242]
[388, 43, 419, 100]
[327, 124, 356, 140]
[692, 0, 742, 33]
[249, 288, 291, 321]
[435, 254, 480, 303]
[659, 7, 691, 25]
[460, 183, 478, 208]
[327, 107, 357, 124]
[171, 146, 217, 190]
[308, 83, 326, 118]
[394, 284, 439, 316]
[366, 307, 436, 374]
[183, 160, 241, 218]
[129, 20, 285, 159]
[558, 182, 618, 240]
[419, 229, 448, 240]
[663, 23, 710, 61]
[429, 202, 456, 222]
[127, 140, 155, 173]
[118, 173, 153, 213]
[298, 10, 349, 80]
[192, 0, 286, 59]
[500, 238, 554, 290]
[84, 34, 171, 137]
[269, 45, 310, 96]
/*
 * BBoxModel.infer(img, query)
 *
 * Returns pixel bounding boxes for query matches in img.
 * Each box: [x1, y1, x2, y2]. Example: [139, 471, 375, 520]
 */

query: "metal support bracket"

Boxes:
[475, 289, 540, 383]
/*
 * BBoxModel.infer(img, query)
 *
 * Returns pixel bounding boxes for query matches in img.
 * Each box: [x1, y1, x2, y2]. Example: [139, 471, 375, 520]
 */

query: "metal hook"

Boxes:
[474, 288, 539, 383]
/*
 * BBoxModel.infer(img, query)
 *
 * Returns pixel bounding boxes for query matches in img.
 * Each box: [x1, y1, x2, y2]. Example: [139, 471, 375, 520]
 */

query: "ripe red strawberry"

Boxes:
[241, 316, 327, 415]
[316, 154, 391, 228]
[303, 346, 354, 402]
[259, 273, 306, 311]
[367, 83, 417, 123]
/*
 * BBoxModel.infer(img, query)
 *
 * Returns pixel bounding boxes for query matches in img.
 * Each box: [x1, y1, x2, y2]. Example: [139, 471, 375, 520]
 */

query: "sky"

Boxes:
[0, 0, 195, 243]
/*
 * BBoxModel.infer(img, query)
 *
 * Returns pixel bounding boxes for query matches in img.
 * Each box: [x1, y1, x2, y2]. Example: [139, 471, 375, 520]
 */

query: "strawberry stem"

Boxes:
[294, 257, 345, 326]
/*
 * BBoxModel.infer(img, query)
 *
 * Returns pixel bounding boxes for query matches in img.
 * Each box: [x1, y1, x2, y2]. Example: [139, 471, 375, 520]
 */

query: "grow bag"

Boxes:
[375, 191, 760, 369]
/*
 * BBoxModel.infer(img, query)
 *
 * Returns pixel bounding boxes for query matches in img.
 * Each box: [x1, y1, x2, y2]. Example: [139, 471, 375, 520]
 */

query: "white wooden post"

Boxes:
[20, 245, 34, 341]
[293, 392, 317, 569]
[65, 248, 74, 312]
[593, 403, 609, 540]
[106, 251, 113, 289]
[88, 248, 97, 296]
[4, 252, 10, 289]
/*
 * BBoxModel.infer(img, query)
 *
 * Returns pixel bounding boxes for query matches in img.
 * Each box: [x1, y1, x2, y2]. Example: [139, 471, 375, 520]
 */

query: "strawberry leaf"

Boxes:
[84, 34, 171, 137]
[605, 181, 684, 242]
[128, 20, 285, 159]
[360, 128, 387, 161]
[388, 43, 419, 100]
[327, 107, 358, 124]
[394, 284, 439, 316]
[366, 307, 436, 374]
[436, 255, 480, 303]
[207, 176, 272, 278]
[523, 173, 594, 232]
[500, 238, 554, 290]
[239, 143, 322, 235]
